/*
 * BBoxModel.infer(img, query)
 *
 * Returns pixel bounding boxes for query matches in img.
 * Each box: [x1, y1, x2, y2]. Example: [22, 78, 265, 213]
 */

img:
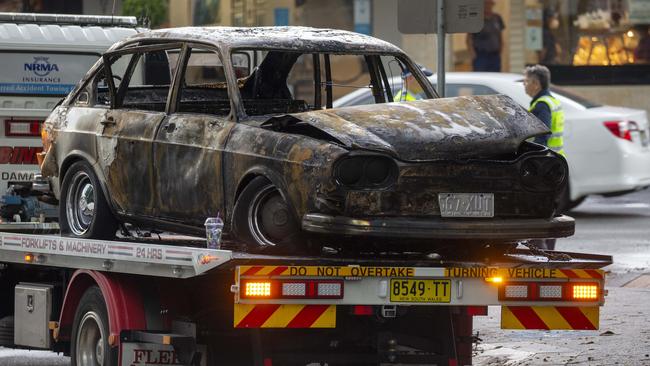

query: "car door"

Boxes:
[153, 45, 236, 225]
[98, 43, 183, 217]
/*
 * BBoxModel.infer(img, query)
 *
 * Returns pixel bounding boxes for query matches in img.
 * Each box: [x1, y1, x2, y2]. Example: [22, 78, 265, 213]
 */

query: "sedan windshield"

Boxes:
[231, 50, 432, 116]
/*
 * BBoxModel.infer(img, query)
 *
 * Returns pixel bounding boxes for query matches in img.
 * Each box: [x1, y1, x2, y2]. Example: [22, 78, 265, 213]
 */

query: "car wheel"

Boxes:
[60, 161, 117, 239]
[232, 176, 305, 253]
[71, 286, 116, 366]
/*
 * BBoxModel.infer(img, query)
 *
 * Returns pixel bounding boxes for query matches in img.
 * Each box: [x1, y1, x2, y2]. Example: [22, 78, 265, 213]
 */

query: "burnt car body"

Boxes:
[40, 26, 574, 252]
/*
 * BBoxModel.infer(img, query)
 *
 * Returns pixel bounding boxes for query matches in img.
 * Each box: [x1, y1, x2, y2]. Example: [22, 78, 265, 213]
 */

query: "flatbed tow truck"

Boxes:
[0, 230, 611, 366]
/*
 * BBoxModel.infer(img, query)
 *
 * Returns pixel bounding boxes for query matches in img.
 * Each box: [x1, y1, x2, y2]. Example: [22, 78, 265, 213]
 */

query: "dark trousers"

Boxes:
[472, 52, 501, 72]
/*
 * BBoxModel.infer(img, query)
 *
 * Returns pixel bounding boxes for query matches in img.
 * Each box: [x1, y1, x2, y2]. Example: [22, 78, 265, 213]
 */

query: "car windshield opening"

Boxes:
[232, 49, 431, 116]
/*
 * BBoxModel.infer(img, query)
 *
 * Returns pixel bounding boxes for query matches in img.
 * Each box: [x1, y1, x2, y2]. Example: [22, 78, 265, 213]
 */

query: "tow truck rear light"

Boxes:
[241, 280, 344, 299]
[281, 282, 307, 297]
[572, 284, 598, 300]
[538, 284, 563, 300]
[503, 284, 530, 299]
[5, 119, 42, 137]
[604, 120, 638, 142]
[244, 281, 272, 297]
[317, 282, 342, 297]
[499, 282, 600, 302]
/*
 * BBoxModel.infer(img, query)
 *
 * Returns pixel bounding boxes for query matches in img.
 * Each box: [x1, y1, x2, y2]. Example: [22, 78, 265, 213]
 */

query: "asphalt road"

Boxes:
[1, 189, 649, 365]
[475, 188, 650, 366]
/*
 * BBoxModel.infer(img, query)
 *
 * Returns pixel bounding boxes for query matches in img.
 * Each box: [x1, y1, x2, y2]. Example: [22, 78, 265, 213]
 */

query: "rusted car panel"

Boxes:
[40, 26, 574, 252]
[283, 95, 547, 161]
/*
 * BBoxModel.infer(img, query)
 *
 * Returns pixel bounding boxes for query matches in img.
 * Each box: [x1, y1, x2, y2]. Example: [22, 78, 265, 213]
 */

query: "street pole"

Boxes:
[436, 0, 445, 97]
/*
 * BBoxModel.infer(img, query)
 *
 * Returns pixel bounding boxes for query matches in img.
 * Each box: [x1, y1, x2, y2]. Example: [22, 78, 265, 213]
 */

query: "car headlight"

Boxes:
[335, 155, 397, 188]
[520, 156, 567, 191]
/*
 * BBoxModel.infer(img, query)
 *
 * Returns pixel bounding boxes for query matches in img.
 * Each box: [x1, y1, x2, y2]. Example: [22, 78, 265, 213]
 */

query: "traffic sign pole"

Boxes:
[437, 0, 445, 97]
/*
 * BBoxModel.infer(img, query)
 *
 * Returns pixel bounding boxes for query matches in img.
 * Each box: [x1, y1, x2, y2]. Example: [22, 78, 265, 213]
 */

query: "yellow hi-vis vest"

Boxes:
[529, 94, 565, 156]
[393, 89, 418, 102]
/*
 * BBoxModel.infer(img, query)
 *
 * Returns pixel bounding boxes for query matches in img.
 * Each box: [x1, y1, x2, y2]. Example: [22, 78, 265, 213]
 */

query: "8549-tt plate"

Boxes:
[390, 279, 451, 303]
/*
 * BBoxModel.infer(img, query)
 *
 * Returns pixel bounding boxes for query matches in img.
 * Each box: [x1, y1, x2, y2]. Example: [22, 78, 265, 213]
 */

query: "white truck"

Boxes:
[0, 13, 139, 189]
[0, 231, 611, 365]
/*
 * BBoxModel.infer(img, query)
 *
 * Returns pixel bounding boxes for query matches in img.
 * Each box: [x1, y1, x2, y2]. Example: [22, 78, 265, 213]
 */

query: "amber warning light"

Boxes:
[244, 282, 272, 298]
[572, 284, 598, 300]
[240, 280, 344, 299]
[498, 282, 600, 302]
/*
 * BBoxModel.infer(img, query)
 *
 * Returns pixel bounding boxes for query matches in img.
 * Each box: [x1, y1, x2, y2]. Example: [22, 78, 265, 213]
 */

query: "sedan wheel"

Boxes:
[66, 172, 95, 236]
[60, 161, 117, 239]
[233, 176, 305, 253]
[248, 184, 297, 246]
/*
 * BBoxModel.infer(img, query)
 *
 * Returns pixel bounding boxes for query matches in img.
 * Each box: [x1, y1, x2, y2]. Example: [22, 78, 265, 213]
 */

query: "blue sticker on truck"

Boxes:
[0, 83, 75, 95]
[1, 53, 98, 95]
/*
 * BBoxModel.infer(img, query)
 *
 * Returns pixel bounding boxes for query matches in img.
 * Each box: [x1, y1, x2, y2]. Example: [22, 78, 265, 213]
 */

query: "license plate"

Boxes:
[390, 279, 451, 303]
[438, 193, 494, 218]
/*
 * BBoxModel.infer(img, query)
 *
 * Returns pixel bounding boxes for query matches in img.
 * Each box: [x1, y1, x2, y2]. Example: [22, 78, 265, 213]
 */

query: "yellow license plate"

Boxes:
[390, 279, 452, 303]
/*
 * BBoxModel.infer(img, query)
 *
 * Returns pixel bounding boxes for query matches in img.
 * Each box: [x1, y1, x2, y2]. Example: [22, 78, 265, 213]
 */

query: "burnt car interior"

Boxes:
[89, 43, 431, 121]
[235, 49, 430, 116]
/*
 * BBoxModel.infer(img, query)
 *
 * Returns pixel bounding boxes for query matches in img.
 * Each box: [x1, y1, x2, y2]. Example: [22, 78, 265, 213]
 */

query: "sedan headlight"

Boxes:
[335, 155, 397, 189]
[520, 156, 567, 191]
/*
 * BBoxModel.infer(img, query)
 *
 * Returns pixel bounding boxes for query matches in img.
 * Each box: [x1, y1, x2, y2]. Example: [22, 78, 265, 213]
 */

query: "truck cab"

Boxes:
[0, 12, 141, 190]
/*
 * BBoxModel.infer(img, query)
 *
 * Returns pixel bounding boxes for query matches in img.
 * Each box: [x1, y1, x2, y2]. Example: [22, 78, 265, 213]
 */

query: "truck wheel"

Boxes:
[60, 161, 117, 239]
[232, 176, 304, 253]
[71, 286, 116, 366]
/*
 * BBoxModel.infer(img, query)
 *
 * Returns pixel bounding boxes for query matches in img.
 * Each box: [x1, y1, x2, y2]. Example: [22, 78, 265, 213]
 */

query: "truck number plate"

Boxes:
[438, 193, 494, 218]
[390, 279, 451, 303]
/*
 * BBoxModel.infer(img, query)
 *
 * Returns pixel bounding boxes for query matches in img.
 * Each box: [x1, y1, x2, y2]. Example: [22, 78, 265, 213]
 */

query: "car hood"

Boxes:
[287, 94, 548, 161]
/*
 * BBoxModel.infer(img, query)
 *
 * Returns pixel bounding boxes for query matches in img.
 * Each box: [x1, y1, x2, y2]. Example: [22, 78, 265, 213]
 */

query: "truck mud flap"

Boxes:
[234, 304, 336, 328]
[501, 306, 599, 330]
[120, 331, 206, 366]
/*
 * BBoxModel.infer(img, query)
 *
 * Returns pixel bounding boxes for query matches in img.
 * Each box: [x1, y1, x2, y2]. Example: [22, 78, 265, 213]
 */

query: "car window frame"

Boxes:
[66, 59, 109, 108]
[101, 42, 185, 112]
[167, 42, 237, 121]
[227, 47, 437, 120]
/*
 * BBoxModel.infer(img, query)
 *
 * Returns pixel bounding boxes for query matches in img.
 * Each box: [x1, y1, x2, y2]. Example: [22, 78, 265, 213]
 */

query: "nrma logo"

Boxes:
[24, 57, 60, 77]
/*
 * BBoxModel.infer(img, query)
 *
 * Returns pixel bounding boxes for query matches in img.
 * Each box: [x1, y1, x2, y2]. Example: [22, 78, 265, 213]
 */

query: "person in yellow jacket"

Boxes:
[393, 65, 433, 102]
[524, 64, 565, 156]
[524, 64, 566, 250]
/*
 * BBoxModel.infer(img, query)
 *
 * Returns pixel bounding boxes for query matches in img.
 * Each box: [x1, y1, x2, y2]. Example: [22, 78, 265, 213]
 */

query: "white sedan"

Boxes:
[335, 72, 650, 209]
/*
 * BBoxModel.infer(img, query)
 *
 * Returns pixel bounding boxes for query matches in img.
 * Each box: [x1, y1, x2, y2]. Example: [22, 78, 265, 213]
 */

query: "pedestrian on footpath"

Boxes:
[466, 0, 505, 72]
[524, 64, 566, 250]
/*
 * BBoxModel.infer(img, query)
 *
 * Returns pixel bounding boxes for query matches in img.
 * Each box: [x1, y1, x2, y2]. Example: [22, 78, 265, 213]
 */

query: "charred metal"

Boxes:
[41, 26, 573, 253]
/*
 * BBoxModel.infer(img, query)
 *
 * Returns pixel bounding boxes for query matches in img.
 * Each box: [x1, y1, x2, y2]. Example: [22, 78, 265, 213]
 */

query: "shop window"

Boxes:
[525, 0, 650, 85]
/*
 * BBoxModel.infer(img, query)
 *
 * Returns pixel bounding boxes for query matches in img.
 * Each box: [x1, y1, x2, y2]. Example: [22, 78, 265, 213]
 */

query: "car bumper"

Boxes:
[302, 214, 575, 240]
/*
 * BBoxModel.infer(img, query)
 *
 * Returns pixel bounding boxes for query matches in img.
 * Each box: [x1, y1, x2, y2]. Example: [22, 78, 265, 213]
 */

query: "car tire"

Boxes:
[232, 176, 307, 254]
[71, 286, 116, 366]
[60, 161, 117, 239]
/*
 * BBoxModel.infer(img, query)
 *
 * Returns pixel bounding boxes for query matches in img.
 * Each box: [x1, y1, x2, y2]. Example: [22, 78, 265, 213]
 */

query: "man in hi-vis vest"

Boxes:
[524, 64, 565, 156]
[524, 64, 565, 250]
[393, 65, 432, 102]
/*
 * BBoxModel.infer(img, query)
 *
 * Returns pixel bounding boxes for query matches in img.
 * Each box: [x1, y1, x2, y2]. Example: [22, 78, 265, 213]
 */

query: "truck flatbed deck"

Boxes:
[0, 232, 612, 279]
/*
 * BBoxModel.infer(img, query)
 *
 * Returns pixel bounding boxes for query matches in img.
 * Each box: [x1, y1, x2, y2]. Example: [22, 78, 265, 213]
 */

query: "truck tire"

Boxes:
[232, 176, 306, 254]
[71, 286, 116, 366]
[60, 161, 117, 239]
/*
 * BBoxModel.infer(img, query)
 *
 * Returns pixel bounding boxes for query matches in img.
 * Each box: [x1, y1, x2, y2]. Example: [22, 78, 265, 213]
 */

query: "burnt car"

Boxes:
[39, 26, 574, 253]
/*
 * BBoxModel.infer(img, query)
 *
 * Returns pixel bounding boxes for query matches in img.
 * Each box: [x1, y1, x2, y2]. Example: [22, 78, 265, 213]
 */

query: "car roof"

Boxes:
[125, 26, 403, 54]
